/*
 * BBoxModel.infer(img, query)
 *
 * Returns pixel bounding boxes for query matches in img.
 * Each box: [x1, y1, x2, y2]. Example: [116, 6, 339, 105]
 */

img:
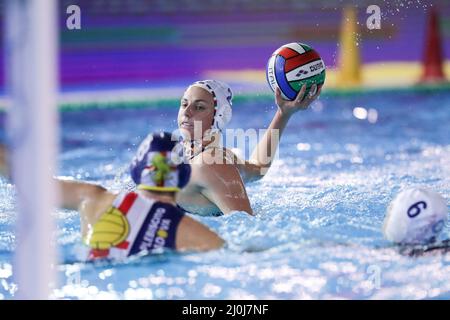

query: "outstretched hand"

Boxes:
[275, 83, 321, 118]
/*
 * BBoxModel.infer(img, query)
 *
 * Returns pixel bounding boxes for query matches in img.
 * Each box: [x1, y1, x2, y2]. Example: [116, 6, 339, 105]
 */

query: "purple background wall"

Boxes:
[0, 0, 449, 91]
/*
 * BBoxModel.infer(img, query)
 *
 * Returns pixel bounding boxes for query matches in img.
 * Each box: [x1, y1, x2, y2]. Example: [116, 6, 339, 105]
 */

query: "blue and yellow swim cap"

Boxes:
[130, 132, 191, 192]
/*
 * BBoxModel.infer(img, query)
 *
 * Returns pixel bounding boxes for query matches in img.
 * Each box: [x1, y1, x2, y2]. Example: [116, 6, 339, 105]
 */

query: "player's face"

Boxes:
[178, 86, 215, 140]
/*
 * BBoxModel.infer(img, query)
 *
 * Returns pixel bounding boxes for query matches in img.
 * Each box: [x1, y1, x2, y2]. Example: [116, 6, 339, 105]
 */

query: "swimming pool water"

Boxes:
[0, 89, 449, 299]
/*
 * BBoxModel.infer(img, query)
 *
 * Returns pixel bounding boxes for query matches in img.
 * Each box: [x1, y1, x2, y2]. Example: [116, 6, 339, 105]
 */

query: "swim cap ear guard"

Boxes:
[130, 132, 191, 192]
[383, 188, 448, 244]
[189, 80, 233, 132]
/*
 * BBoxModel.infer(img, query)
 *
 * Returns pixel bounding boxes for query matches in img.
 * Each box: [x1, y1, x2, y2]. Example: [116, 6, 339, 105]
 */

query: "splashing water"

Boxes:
[0, 89, 449, 299]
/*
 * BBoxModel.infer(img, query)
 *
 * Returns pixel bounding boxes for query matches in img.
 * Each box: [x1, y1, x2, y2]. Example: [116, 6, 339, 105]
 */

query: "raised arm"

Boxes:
[241, 84, 321, 182]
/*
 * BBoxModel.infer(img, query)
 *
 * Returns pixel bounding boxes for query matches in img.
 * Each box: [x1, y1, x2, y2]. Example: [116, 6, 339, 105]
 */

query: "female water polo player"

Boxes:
[0, 133, 224, 261]
[176, 80, 320, 216]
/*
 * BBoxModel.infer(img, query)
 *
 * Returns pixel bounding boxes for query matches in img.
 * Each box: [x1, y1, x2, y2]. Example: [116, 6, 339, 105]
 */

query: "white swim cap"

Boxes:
[189, 80, 233, 132]
[383, 188, 448, 244]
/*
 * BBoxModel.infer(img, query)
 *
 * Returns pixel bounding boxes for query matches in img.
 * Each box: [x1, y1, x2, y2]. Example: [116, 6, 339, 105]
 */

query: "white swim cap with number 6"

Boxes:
[383, 188, 448, 244]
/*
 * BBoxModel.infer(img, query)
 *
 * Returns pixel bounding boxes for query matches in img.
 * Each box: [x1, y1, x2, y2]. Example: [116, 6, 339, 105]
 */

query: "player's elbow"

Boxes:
[208, 234, 225, 250]
[242, 163, 270, 183]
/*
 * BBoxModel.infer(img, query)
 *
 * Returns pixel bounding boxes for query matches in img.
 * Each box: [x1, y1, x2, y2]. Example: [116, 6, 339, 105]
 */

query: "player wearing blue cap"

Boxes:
[0, 132, 224, 261]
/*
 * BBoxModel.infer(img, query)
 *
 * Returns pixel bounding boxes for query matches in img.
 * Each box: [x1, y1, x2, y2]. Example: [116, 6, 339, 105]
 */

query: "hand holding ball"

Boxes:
[266, 42, 326, 101]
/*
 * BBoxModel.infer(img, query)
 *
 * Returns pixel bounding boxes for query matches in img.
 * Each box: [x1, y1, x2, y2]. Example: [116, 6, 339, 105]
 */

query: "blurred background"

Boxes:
[1, 0, 449, 103]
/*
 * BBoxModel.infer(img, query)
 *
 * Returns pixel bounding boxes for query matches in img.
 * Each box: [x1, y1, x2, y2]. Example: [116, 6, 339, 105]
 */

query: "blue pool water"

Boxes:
[0, 89, 449, 299]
